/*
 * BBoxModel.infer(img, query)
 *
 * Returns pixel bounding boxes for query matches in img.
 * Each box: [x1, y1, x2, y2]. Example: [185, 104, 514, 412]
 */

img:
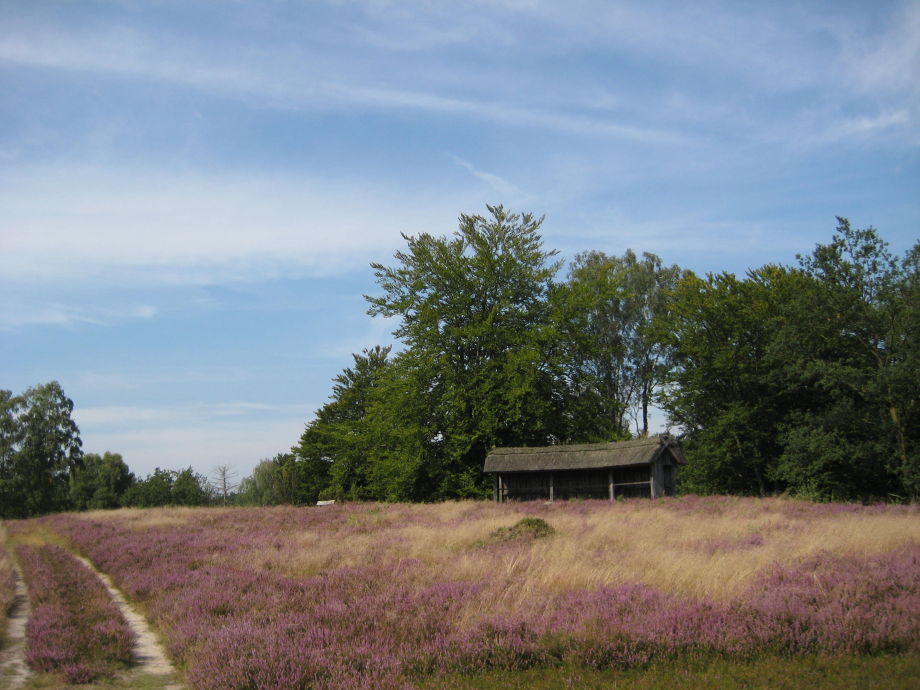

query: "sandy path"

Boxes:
[0, 568, 31, 689]
[74, 555, 184, 689]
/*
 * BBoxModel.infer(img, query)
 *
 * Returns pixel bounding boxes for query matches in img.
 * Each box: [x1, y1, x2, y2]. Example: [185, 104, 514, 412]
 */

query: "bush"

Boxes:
[488, 517, 555, 543]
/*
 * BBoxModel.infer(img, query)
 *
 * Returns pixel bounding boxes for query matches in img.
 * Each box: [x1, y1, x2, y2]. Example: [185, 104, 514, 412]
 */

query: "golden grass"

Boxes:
[249, 498, 919, 608]
[66, 497, 920, 614]
[79, 506, 232, 530]
[3, 522, 70, 550]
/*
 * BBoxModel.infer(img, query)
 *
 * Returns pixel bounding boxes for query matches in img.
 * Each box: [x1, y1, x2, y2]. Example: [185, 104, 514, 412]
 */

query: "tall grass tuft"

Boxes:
[16, 544, 134, 684]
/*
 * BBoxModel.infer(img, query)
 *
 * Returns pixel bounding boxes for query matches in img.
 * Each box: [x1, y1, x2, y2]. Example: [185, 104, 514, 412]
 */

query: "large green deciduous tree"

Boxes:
[557, 249, 685, 438]
[0, 381, 83, 518]
[771, 219, 920, 500]
[121, 466, 213, 507]
[659, 266, 803, 495]
[294, 346, 391, 501]
[365, 205, 563, 498]
[662, 219, 919, 501]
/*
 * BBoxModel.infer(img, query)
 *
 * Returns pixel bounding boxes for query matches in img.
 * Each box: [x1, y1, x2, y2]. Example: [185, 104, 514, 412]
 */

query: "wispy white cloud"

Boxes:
[0, 18, 680, 144]
[824, 110, 911, 140]
[841, 2, 920, 99]
[0, 298, 158, 331]
[76, 401, 312, 428]
[74, 401, 317, 477]
[75, 366, 257, 394]
[448, 154, 522, 198]
[0, 167, 468, 286]
[4, 1, 912, 162]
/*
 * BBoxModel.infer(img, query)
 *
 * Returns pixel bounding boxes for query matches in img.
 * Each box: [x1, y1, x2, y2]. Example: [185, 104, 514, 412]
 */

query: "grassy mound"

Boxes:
[486, 517, 555, 543]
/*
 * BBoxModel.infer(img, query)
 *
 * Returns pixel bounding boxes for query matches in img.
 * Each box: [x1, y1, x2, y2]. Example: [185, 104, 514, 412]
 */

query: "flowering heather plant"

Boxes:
[16, 543, 133, 684]
[31, 497, 920, 688]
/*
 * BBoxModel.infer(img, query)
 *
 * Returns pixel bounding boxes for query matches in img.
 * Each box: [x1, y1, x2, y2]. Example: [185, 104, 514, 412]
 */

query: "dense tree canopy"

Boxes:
[281, 210, 917, 504]
[121, 467, 214, 508]
[557, 249, 686, 438]
[9, 213, 909, 512]
[0, 382, 83, 518]
[295, 206, 574, 500]
[69, 451, 134, 510]
[661, 220, 919, 501]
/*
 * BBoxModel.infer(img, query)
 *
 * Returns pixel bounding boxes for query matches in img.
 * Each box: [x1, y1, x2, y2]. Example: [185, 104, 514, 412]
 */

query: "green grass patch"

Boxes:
[23, 670, 182, 690]
[421, 654, 920, 689]
[483, 517, 555, 544]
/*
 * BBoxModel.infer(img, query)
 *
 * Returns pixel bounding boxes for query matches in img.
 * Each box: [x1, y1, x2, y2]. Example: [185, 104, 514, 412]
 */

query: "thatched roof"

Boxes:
[483, 435, 685, 473]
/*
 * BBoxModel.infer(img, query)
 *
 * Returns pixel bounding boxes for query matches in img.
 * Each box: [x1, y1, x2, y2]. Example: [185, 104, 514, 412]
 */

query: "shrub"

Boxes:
[487, 517, 555, 543]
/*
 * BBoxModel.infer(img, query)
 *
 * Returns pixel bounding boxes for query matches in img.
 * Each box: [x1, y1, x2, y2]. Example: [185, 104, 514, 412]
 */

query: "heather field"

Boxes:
[15, 543, 134, 683]
[4, 496, 920, 688]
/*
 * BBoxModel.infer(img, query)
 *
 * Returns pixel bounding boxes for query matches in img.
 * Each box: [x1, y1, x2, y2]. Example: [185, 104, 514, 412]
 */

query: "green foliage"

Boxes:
[0, 381, 83, 518]
[364, 205, 565, 500]
[295, 206, 574, 502]
[121, 467, 213, 507]
[290, 209, 913, 504]
[69, 452, 135, 510]
[662, 220, 920, 501]
[294, 346, 391, 502]
[237, 453, 317, 506]
[555, 249, 686, 438]
[121, 468, 174, 508]
[172, 467, 214, 506]
[236, 459, 281, 505]
[485, 517, 555, 543]
[660, 267, 801, 495]
[770, 219, 920, 500]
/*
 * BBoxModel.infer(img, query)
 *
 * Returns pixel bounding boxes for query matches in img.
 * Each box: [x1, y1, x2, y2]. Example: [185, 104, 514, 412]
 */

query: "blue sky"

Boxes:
[2, 0, 918, 482]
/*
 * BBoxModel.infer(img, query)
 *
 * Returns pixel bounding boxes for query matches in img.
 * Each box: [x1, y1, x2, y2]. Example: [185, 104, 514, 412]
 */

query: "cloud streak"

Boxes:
[73, 401, 317, 477]
[0, 168, 469, 286]
[0, 20, 681, 145]
[0, 298, 158, 331]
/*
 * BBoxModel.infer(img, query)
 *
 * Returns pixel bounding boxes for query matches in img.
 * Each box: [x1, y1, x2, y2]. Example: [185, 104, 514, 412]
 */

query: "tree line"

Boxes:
[0, 382, 214, 518]
[286, 207, 918, 504]
[3, 208, 917, 515]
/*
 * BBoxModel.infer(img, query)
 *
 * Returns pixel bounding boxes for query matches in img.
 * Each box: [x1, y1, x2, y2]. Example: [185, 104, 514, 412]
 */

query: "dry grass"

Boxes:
[80, 506, 230, 530]
[83, 496, 919, 611]
[314, 498, 911, 622]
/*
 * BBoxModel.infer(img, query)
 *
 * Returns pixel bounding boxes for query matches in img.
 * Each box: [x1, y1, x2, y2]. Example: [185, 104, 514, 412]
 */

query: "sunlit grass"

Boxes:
[421, 654, 920, 690]
[71, 497, 920, 611]
[214, 496, 920, 605]
[18, 496, 918, 688]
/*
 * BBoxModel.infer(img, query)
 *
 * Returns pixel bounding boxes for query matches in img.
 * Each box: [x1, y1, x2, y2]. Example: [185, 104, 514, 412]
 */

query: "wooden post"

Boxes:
[549, 472, 554, 502]
[493, 473, 499, 502]
[650, 460, 663, 498]
[608, 469, 614, 501]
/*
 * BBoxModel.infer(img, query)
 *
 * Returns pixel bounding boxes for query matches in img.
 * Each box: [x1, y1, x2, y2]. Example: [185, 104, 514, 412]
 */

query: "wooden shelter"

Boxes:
[483, 435, 684, 502]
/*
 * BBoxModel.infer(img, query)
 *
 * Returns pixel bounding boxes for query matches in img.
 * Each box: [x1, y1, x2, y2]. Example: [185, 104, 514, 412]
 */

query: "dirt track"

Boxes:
[73, 555, 184, 689]
[0, 569, 31, 689]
